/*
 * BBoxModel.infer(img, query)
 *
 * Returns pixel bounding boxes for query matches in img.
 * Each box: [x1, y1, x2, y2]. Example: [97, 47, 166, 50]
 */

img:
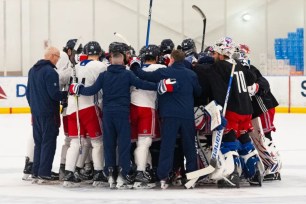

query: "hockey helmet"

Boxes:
[84, 41, 102, 56]
[140, 44, 160, 58]
[109, 42, 128, 55]
[181, 38, 197, 56]
[213, 37, 235, 57]
[63, 39, 83, 54]
[160, 39, 174, 54]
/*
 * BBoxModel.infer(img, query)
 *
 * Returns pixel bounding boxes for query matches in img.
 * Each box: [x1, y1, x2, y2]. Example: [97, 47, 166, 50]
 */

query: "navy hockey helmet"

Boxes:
[181, 38, 197, 56]
[109, 42, 128, 55]
[160, 39, 174, 54]
[84, 41, 102, 56]
[63, 39, 83, 54]
[140, 44, 160, 58]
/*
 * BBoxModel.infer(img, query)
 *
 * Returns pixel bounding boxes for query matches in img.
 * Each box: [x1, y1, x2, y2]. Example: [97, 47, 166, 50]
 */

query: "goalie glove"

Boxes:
[69, 83, 83, 96]
[157, 78, 178, 95]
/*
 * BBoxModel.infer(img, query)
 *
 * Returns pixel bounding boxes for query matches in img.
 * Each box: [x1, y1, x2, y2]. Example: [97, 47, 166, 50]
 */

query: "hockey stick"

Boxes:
[72, 37, 83, 154]
[185, 60, 236, 188]
[192, 5, 206, 52]
[145, 0, 153, 47]
[114, 32, 131, 47]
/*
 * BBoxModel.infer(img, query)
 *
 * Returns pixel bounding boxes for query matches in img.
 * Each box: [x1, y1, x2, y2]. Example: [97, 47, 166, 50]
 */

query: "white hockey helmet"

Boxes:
[213, 37, 236, 57]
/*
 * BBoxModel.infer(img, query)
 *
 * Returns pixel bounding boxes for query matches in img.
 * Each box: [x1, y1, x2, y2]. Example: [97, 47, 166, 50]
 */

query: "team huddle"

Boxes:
[24, 36, 282, 190]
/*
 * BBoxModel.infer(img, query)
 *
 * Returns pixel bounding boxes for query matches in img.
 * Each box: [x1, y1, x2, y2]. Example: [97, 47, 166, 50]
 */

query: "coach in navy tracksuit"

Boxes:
[130, 49, 202, 183]
[26, 46, 67, 179]
[72, 51, 157, 180]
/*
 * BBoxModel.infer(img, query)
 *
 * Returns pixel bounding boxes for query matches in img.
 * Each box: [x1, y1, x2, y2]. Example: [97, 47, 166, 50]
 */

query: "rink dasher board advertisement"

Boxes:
[0, 76, 306, 114]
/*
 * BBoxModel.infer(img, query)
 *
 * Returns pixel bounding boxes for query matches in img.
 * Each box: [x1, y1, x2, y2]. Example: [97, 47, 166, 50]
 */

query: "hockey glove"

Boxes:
[69, 83, 83, 96]
[157, 78, 178, 95]
[163, 54, 171, 66]
[247, 83, 259, 96]
[128, 57, 141, 68]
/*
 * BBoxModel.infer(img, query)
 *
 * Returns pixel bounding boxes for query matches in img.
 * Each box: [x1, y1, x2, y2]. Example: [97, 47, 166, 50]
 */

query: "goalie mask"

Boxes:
[213, 37, 235, 57]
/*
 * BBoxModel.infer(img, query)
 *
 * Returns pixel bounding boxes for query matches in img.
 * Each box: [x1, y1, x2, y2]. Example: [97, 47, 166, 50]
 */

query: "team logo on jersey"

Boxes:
[0, 86, 7, 99]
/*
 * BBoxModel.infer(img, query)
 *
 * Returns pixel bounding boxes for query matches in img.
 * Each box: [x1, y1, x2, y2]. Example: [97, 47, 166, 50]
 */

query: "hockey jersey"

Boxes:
[249, 65, 279, 118]
[200, 60, 255, 115]
[66, 60, 108, 115]
[130, 63, 166, 109]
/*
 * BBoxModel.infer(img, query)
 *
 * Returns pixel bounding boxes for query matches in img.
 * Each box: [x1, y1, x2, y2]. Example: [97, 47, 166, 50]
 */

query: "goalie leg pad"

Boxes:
[239, 141, 263, 179]
[210, 141, 241, 180]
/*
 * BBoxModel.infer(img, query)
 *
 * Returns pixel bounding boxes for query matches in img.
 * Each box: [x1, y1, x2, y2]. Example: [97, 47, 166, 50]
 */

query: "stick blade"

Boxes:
[192, 5, 206, 19]
[186, 165, 215, 180]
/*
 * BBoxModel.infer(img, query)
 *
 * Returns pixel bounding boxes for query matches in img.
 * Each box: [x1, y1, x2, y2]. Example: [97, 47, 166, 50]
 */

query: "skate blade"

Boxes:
[36, 179, 60, 185]
[22, 174, 32, 181]
[92, 181, 109, 187]
[63, 181, 81, 187]
[133, 182, 156, 189]
[116, 184, 133, 190]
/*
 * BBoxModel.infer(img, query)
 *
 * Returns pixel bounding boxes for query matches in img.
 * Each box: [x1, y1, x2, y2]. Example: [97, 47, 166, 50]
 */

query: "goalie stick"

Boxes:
[185, 60, 236, 188]
[192, 5, 206, 52]
[71, 37, 83, 154]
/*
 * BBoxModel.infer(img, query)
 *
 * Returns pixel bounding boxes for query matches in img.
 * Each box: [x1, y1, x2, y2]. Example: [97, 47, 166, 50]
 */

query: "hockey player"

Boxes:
[69, 44, 171, 189]
[199, 37, 262, 187]
[26, 46, 67, 183]
[130, 49, 202, 189]
[234, 44, 281, 181]
[181, 38, 198, 68]
[159, 39, 175, 66]
[63, 41, 108, 187]
[57, 39, 84, 180]
[130, 44, 166, 189]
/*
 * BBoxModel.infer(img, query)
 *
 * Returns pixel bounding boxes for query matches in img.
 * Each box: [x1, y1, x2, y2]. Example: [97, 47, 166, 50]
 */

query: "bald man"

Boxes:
[26, 46, 68, 183]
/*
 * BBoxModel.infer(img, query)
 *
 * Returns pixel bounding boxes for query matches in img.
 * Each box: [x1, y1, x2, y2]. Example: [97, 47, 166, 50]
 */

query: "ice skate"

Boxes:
[108, 167, 117, 189]
[160, 179, 170, 189]
[116, 168, 133, 190]
[36, 175, 60, 185]
[92, 170, 109, 187]
[63, 170, 81, 187]
[263, 172, 281, 181]
[133, 171, 155, 189]
[75, 166, 93, 183]
[22, 157, 33, 181]
[217, 170, 240, 188]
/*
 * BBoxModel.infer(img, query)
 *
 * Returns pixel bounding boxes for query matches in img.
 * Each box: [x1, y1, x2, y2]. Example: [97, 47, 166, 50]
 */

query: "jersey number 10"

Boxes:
[234, 71, 247, 93]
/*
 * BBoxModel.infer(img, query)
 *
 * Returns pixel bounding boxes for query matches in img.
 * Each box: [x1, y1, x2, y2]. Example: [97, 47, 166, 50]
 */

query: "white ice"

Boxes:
[0, 113, 305, 204]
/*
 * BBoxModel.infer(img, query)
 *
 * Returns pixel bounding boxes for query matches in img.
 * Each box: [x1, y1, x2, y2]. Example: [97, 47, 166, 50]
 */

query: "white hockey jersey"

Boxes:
[130, 63, 166, 109]
[66, 60, 108, 115]
[56, 51, 72, 90]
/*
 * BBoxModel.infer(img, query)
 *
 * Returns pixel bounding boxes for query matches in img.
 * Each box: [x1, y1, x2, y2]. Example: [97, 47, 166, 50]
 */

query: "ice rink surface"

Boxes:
[0, 113, 305, 204]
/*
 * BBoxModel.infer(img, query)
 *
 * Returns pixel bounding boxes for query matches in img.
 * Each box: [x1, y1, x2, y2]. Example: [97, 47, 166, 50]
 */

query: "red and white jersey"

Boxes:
[130, 63, 166, 109]
[66, 60, 108, 115]
[56, 51, 72, 90]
